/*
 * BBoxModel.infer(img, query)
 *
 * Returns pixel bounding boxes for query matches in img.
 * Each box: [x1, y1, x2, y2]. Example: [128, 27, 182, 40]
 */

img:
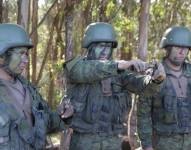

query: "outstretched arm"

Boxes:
[64, 57, 119, 83]
[121, 62, 165, 96]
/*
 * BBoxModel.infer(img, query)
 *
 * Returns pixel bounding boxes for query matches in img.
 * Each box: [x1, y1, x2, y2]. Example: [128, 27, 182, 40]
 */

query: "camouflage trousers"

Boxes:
[154, 133, 191, 150]
[70, 132, 123, 150]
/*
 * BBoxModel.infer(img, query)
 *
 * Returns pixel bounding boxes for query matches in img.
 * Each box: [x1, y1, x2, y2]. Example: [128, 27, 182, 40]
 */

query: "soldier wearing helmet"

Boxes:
[0, 23, 73, 150]
[63, 22, 166, 150]
[137, 26, 191, 150]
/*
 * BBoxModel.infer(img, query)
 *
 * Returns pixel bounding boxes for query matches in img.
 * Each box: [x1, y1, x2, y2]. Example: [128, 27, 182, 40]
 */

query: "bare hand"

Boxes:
[152, 63, 166, 83]
[57, 97, 74, 119]
[117, 59, 149, 72]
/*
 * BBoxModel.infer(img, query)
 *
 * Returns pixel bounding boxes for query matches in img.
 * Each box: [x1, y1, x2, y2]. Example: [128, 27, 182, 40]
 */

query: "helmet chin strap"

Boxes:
[3, 66, 19, 78]
[87, 44, 95, 60]
[0, 54, 19, 78]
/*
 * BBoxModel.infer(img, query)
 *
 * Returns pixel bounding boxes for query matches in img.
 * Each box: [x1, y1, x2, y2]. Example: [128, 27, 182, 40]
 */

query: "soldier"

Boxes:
[0, 23, 72, 150]
[137, 26, 191, 150]
[63, 22, 166, 150]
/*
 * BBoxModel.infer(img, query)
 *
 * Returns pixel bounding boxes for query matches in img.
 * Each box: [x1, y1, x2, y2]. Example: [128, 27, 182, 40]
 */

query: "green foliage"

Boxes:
[151, 2, 165, 19]
[106, 1, 115, 17]
[149, 0, 191, 58]
[4, 0, 191, 109]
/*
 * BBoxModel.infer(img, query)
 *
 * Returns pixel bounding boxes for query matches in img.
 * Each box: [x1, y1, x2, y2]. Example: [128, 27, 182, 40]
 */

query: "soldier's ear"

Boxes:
[164, 47, 172, 58]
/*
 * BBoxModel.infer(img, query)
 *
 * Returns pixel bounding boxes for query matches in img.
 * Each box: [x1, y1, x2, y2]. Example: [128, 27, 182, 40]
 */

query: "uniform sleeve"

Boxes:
[0, 103, 10, 148]
[137, 95, 153, 149]
[121, 70, 160, 96]
[64, 57, 119, 83]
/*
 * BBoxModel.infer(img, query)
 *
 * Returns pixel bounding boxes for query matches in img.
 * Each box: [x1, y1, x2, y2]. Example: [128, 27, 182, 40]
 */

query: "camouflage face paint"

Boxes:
[89, 43, 112, 60]
[8, 47, 29, 75]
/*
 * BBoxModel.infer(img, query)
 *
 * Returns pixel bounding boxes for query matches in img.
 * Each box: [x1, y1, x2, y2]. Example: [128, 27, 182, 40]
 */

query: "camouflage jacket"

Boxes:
[0, 76, 65, 150]
[137, 61, 191, 149]
[64, 57, 160, 136]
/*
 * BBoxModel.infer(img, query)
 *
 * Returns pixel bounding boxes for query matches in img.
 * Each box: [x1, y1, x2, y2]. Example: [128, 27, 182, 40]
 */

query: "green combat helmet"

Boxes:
[0, 23, 33, 55]
[160, 26, 191, 48]
[82, 22, 118, 48]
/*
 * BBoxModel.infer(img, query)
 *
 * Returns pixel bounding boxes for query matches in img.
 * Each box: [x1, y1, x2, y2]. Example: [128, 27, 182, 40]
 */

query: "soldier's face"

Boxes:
[93, 43, 112, 60]
[8, 47, 29, 75]
[167, 46, 189, 66]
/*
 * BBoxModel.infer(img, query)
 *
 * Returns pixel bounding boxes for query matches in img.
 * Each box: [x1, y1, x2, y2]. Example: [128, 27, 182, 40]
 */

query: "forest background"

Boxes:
[1, 0, 191, 149]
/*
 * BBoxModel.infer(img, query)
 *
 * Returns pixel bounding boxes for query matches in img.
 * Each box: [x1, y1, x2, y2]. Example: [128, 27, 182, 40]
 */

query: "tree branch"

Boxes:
[108, 4, 122, 23]
[36, 17, 56, 85]
[29, 0, 58, 36]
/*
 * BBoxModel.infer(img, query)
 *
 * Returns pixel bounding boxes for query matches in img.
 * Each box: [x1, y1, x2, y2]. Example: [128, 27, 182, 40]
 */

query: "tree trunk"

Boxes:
[99, 0, 108, 22]
[127, 32, 133, 60]
[60, 1, 75, 149]
[59, 14, 65, 60]
[32, 0, 58, 83]
[47, 12, 60, 108]
[47, 65, 54, 108]
[82, 0, 92, 27]
[36, 20, 55, 86]
[120, 0, 135, 61]
[128, 1, 150, 150]
[3, 0, 9, 22]
[17, 0, 30, 30]
[120, 1, 137, 149]
[31, 0, 38, 84]
[27, 0, 31, 80]
[137, 0, 150, 61]
[30, 0, 58, 36]
[0, 0, 3, 23]
[64, 10, 74, 60]
[120, 31, 133, 61]
[169, 1, 179, 25]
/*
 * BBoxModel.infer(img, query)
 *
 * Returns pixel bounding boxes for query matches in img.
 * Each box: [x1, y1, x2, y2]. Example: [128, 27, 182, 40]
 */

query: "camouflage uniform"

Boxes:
[0, 23, 66, 150]
[137, 26, 191, 150]
[137, 62, 191, 150]
[64, 56, 160, 150]
[0, 76, 65, 150]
